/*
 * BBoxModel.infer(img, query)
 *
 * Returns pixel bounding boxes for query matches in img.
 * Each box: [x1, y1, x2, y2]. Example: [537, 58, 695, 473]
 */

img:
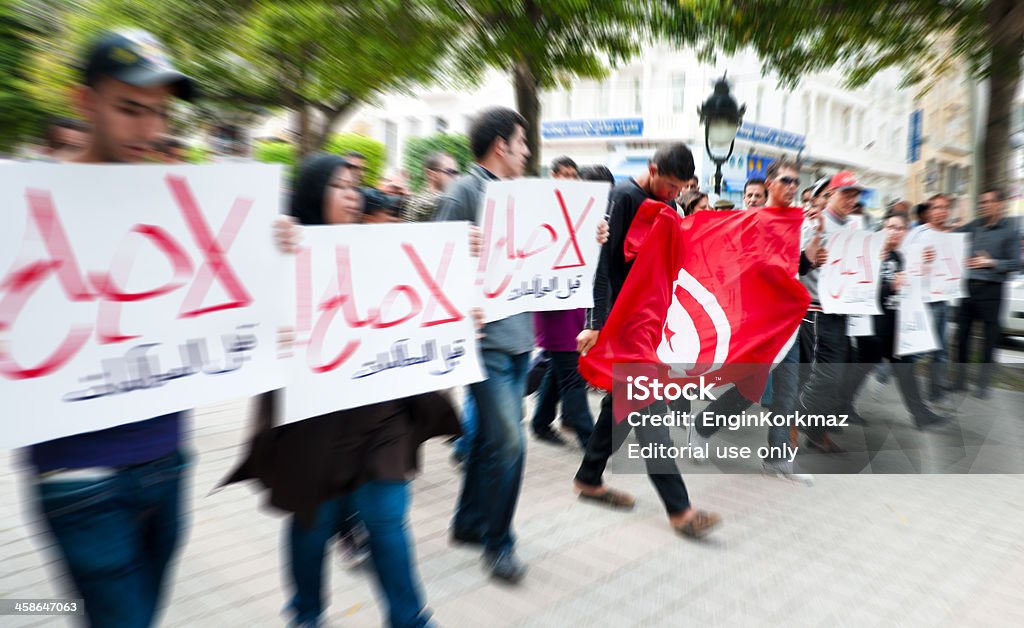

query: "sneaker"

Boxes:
[762, 459, 814, 486]
[485, 549, 527, 584]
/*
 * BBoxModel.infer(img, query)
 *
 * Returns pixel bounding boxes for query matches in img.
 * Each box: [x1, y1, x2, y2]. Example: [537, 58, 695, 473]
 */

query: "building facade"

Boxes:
[342, 45, 914, 209]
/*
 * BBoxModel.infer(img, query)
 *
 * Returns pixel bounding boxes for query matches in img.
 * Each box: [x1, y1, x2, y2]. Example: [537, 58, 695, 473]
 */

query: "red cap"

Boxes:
[827, 170, 864, 192]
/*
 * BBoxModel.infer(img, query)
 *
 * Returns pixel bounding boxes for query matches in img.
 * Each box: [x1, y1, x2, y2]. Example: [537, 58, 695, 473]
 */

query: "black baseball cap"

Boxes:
[82, 30, 195, 101]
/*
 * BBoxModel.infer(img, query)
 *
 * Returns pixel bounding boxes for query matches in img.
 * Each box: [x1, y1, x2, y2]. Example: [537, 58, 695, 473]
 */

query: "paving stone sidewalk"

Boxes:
[3, 390, 1024, 627]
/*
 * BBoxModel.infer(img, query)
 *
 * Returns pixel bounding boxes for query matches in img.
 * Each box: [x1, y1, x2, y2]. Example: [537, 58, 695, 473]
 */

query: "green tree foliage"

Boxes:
[0, 0, 48, 153]
[440, 1, 686, 175]
[25, 0, 455, 156]
[687, 0, 1024, 189]
[403, 133, 472, 192]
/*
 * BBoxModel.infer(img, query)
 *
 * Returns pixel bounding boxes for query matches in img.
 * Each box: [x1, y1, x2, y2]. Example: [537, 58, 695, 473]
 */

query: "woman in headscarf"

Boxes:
[224, 153, 460, 628]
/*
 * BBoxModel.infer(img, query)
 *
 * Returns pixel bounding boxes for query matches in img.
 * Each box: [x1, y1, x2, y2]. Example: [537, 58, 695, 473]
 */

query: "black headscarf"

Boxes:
[289, 153, 348, 226]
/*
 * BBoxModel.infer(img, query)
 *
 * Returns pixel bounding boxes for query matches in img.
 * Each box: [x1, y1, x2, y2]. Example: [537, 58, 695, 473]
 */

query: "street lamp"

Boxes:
[698, 76, 746, 195]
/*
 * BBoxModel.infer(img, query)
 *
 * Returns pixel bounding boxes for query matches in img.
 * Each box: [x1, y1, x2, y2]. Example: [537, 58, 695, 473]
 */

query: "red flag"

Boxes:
[579, 201, 810, 421]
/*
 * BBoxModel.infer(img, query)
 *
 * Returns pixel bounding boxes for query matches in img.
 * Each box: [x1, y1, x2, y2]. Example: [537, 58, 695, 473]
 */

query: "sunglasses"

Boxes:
[776, 176, 799, 186]
[429, 167, 459, 176]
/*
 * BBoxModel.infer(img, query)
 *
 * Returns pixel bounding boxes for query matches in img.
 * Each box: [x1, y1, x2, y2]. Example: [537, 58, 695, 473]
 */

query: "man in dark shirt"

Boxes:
[953, 187, 1021, 397]
[574, 143, 721, 538]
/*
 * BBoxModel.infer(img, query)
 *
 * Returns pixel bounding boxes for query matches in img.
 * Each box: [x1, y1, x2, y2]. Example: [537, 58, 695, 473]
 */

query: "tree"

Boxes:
[441, 1, 684, 175]
[0, 0, 48, 153]
[403, 133, 472, 192]
[25, 0, 456, 156]
[689, 0, 1024, 190]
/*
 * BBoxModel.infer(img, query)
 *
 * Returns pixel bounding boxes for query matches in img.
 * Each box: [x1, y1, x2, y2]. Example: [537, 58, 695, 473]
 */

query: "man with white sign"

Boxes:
[433, 107, 536, 583]
[2, 31, 266, 628]
[903, 194, 962, 401]
[797, 171, 874, 453]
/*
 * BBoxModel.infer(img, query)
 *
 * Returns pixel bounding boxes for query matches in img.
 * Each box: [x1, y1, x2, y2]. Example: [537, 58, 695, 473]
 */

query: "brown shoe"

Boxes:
[576, 486, 636, 510]
[673, 509, 722, 538]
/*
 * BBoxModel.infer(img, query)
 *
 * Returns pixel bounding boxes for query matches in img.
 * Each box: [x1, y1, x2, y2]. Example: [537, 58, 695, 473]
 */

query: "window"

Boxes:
[755, 85, 764, 122]
[598, 81, 609, 116]
[842, 107, 852, 145]
[672, 73, 686, 113]
[633, 77, 642, 115]
[435, 117, 448, 133]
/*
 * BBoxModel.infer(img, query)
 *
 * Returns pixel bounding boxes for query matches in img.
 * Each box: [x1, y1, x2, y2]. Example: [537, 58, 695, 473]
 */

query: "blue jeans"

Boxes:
[452, 349, 529, 555]
[288, 481, 429, 628]
[452, 394, 477, 460]
[530, 350, 595, 447]
[767, 342, 800, 454]
[34, 450, 190, 628]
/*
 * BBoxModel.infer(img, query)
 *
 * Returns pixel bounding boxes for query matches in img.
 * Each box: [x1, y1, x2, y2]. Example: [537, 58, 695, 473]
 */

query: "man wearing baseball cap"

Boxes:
[26, 30, 196, 627]
[796, 170, 865, 453]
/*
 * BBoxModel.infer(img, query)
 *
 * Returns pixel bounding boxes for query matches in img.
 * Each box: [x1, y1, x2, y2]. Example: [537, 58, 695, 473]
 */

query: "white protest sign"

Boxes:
[476, 179, 608, 322]
[925, 232, 967, 302]
[282, 222, 483, 424]
[896, 272, 939, 356]
[819, 229, 886, 315]
[846, 314, 875, 337]
[0, 164, 286, 447]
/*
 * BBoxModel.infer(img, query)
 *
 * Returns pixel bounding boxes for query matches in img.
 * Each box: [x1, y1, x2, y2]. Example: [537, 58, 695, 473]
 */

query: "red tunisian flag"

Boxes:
[578, 201, 810, 421]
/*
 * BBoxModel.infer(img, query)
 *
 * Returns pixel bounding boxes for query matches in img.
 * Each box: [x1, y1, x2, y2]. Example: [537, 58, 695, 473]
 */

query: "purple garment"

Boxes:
[533, 309, 586, 352]
[29, 413, 183, 472]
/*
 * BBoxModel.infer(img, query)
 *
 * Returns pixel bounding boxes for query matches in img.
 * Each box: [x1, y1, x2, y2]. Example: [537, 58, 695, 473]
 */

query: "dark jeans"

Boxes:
[451, 394, 477, 460]
[798, 312, 853, 441]
[926, 301, 950, 395]
[841, 311, 931, 421]
[34, 450, 189, 628]
[452, 349, 530, 555]
[530, 350, 595, 446]
[695, 341, 800, 458]
[954, 280, 1004, 391]
[288, 481, 430, 628]
[575, 394, 691, 515]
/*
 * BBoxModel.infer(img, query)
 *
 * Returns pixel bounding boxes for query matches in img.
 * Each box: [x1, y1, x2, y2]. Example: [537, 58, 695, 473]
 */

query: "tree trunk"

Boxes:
[309, 99, 359, 154]
[513, 61, 541, 177]
[296, 104, 315, 158]
[981, 0, 1024, 190]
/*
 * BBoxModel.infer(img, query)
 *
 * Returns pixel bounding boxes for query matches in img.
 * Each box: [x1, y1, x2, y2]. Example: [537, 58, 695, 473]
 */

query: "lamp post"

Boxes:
[698, 76, 745, 195]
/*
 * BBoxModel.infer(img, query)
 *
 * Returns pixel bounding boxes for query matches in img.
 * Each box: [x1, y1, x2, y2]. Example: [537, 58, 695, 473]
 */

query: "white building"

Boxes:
[343, 45, 914, 209]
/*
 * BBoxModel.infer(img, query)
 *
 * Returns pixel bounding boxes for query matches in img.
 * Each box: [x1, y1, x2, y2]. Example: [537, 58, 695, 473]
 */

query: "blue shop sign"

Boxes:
[735, 123, 805, 151]
[542, 118, 644, 139]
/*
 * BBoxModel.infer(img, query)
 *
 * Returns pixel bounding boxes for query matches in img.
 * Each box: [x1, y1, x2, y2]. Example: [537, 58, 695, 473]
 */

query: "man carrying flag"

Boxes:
[572, 144, 722, 538]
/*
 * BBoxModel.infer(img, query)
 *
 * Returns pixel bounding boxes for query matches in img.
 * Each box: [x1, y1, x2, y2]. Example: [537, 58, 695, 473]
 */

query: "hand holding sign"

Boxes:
[476, 179, 608, 322]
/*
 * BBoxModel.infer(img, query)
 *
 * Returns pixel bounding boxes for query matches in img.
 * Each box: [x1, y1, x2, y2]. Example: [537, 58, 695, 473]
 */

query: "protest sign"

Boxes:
[281, 222, 483, 424]
[819, 229, 886, 315]
[1, 164, 286, 447]
[896, 272, 939, 356]
[925, 232, 967, 302]
[476, 179, 608, 322]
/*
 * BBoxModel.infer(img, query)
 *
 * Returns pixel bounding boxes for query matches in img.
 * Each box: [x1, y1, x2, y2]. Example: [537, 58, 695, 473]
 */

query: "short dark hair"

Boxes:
[981, 187, 1004, 201]
[883, 211, 908, 224]
[469, 107, 527, 160]
[650, 143, 695, 180]
[551, 156, 578, 174]
[766, 158, 799, 180]
[744, 178, 766, 195]
[578, 165, 615, 185]
[344, 151, 366, 161]
[424, 151, 452, 171]
[915, 202, 931, 220]
[927, 193, 949, 205]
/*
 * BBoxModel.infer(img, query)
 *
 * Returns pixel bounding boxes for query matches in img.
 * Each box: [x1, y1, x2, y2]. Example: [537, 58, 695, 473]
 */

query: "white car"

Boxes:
[1003, 275, 1024, 337]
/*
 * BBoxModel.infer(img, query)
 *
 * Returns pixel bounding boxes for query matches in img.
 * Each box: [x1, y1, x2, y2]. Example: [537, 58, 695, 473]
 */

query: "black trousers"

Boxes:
[575, 394, 691, 515]
[954, 280, 1004, 391]
[798, 312, 853, 440]
[841, 311, 931, 421]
